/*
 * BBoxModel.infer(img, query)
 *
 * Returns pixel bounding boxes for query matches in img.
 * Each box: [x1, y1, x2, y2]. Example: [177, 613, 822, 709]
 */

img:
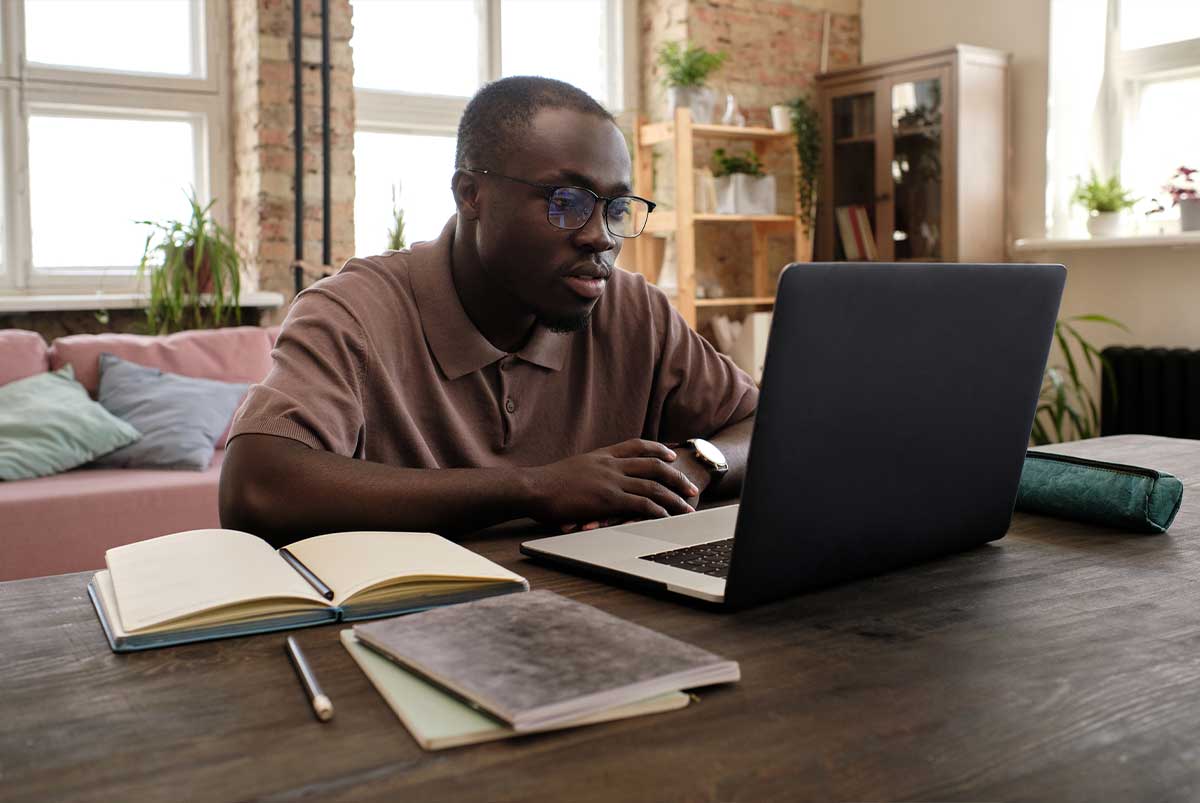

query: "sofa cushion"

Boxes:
[94, 353, 249, 470]
[49, 326, 274, 398]
[0, 329, 50, 386]
[0, 366, 143, 481]
[0, 451, 224, 581]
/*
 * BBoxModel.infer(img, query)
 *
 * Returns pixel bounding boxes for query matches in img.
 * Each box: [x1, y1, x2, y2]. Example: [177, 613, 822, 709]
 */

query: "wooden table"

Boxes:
[3, 435, 1199, 803]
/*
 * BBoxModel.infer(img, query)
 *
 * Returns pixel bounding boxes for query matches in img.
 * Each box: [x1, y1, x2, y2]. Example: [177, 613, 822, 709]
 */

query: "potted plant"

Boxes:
[1164, 165, 1200, 232]
[787, 95, 821, 245]
[658, 41, 728, 124]
[137, 191, 243, 334]
[1071, 169, 1137, 237]
[712, 148, 774, 215]
[1031, 313, 1129, 444]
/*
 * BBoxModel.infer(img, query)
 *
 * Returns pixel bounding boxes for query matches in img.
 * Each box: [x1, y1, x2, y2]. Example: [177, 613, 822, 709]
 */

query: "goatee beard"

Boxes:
[538, 309, 594, 333]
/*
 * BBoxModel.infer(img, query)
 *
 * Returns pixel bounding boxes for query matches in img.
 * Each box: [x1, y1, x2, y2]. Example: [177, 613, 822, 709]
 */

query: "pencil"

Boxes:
[286, 635, 334, 722]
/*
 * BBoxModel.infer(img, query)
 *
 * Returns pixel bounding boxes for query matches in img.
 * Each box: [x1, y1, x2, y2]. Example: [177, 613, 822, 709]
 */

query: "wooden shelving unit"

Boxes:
[631, 107, 812, 328]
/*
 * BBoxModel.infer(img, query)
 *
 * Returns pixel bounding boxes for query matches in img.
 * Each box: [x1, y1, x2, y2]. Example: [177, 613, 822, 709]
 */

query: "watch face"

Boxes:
[690, 438, 726, 468]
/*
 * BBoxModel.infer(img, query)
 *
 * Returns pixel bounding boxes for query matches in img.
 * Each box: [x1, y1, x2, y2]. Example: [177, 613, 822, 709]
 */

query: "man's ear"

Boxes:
[451, 169, 481, 221]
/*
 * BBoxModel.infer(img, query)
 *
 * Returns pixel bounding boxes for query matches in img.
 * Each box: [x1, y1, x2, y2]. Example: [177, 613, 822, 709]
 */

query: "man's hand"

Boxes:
[525, 438, 700, 530]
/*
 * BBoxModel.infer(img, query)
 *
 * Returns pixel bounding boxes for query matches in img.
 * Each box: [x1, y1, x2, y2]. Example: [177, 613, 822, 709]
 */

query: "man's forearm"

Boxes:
[675, 414, 756, 500]
[220, 434, 536, 546]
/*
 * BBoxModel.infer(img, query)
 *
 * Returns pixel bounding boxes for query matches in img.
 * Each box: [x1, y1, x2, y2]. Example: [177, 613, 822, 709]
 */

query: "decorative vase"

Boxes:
[666, 86, 717, 124]
[720, 94, 745, 127]
[1086, 211, 1122, 237]
[770, 104, 792, 132]
[1180, 198, 1200, 232]
[714, 174, 777, 215]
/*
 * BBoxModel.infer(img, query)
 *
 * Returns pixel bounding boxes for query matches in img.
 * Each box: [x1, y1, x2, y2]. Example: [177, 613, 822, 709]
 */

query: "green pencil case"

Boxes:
[1015, 450, 1185, 534]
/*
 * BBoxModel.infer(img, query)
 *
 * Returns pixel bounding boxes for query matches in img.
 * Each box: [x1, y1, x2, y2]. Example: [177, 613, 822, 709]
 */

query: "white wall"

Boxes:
[861, 0, 1200, 374]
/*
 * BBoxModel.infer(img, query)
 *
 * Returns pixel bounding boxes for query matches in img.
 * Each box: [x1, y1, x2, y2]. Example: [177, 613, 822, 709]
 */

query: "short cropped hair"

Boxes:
[455, 76, 615, 170]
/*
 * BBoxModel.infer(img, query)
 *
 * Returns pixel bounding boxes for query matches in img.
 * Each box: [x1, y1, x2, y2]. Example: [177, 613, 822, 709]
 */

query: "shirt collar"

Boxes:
[410, 216, 569, 380]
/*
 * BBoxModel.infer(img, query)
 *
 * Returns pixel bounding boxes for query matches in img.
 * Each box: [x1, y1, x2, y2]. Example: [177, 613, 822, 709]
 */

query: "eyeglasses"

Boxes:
[465, 168, 656, 238]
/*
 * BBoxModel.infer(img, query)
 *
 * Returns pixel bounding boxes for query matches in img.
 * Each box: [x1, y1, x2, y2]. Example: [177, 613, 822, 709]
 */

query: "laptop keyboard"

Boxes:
[639, 539, 734, 579]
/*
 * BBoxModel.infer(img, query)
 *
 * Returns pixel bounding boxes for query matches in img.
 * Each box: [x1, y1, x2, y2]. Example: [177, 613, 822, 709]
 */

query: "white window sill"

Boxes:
[0, 290, 286, 314]
[1012, 231, 1200, 254]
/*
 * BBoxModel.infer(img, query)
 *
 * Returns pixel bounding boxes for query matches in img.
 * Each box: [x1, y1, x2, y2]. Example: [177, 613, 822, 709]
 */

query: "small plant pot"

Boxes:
[714, 174, 777, 215]
[667, 86, 717, 124]
[1180, 198, 1200, 232]
[1086, 211, 1123, 237]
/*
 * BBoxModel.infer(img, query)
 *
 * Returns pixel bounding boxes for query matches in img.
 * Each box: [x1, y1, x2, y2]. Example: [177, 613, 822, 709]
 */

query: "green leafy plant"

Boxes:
[657, 41, 728, 88]
[1071, 169, 1138, 213]
[788, 95, 821, 236]
[712, 148, 764, 178]
[137, 191, 242, 335]
[387, 185, 406, 251]
[1031, 314, 1130, 444]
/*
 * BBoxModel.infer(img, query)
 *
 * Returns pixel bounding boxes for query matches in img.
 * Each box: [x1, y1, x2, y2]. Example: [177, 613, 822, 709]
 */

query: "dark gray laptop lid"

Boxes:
[725, 262, 1065, 609]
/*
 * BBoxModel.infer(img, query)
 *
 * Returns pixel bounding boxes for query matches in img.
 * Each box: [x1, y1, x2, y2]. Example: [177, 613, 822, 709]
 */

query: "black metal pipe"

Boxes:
[293, 0, 304, 297]
[321, 0, 331, 268]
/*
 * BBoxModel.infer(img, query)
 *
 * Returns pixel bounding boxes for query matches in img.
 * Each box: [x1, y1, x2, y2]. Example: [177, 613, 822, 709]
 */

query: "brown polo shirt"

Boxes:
[229, 217, 757, 468]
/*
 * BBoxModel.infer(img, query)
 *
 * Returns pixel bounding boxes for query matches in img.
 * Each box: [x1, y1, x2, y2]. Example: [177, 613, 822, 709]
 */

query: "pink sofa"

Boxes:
[0, 326, 279, 581]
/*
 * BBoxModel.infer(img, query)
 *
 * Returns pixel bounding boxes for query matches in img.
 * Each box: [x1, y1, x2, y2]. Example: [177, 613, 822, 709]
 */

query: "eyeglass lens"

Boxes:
[548, 188, 651, 237]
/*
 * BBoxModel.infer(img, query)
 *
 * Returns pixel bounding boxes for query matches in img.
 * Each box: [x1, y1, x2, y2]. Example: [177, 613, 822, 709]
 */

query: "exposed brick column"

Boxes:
[232, 0, 356, 321]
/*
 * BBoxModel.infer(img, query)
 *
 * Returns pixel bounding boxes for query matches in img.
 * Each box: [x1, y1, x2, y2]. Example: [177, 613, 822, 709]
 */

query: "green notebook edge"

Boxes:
[339, 630, 690, 751]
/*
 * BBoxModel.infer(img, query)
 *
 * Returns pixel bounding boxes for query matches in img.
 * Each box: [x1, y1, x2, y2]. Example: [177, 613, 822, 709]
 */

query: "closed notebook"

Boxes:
[339, 630, 689, 750]
[88, 528, 528, 652]
[353, 589, 739, 732]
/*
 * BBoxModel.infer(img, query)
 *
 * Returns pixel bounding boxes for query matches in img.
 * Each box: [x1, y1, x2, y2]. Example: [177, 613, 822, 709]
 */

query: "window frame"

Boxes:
[351, 0, 638, 251]
[0, 0, 231, 296]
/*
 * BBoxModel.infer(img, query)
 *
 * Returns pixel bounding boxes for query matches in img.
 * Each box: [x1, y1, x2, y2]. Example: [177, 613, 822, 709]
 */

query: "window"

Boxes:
[1047, 0, 1200, 237]
[349, 0, 635, 253]
[1, 0, 228, 295]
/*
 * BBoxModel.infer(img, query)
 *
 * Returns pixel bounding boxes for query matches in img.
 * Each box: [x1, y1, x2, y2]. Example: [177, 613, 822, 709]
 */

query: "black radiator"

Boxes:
[1101, 347, 1200, 438]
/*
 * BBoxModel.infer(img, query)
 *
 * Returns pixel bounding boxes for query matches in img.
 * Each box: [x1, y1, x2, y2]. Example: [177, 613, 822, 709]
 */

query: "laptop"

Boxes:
[520, 262, 1066, 609]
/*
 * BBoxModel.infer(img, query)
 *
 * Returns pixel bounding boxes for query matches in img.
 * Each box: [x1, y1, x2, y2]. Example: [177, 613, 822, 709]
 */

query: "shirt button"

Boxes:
[501, 357, 513, 371]
[505, 398, 516, 414]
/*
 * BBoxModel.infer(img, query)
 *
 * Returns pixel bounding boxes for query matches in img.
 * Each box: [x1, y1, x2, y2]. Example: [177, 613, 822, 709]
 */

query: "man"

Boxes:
[220, 76, 757, 547]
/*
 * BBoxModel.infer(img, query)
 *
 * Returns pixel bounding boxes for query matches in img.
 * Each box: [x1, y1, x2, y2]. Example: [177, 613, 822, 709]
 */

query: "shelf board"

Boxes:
[695, 296, 776, 307]
[693, 214, 795, 224]
[639, 122, 793, 147]
[834, 135, 875, 145]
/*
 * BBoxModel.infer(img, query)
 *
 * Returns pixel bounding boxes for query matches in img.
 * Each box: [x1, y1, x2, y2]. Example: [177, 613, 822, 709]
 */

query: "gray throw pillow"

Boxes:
[0, 365, 142, 481]
[94, 353, 249, 470]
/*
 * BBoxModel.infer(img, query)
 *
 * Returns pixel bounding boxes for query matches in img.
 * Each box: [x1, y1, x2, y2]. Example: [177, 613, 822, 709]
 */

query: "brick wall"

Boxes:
[231, 0, 355, 322]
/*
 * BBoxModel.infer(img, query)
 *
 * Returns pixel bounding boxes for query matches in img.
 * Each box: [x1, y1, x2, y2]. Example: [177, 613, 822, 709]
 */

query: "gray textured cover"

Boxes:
[354, 590, 739, 731]
[94, 353, 248, 470]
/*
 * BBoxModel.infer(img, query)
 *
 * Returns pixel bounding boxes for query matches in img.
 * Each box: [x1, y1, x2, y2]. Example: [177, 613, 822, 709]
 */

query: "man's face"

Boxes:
[472, 107, 632, 332]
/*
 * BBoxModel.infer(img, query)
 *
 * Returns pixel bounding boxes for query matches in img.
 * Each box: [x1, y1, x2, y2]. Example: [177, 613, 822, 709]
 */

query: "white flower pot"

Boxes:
[1086, 211, 1122, 237]
[1180, 198, 1200, 232]
[714, 174, 777, 215]
[666, 86, 717, 124]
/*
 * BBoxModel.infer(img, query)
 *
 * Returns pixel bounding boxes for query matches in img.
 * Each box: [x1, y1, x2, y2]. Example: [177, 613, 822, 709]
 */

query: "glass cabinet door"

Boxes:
[830, 90, 877, 260]
[890, 77, 943, 259]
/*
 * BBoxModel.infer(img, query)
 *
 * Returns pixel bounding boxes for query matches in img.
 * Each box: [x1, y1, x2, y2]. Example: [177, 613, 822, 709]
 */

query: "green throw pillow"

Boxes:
[0, 365, 141, 481]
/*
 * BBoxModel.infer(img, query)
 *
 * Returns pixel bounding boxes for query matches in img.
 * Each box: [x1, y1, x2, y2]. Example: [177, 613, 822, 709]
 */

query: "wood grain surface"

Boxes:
[2, 435, 1198, 803]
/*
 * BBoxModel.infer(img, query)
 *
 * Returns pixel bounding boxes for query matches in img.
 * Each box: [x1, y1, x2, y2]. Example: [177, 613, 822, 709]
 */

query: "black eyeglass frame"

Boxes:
[464, 167, 657, 238]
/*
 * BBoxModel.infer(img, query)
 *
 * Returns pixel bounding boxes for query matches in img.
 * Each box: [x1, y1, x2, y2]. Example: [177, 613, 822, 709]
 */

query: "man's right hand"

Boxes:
[524, 438, 699, 528]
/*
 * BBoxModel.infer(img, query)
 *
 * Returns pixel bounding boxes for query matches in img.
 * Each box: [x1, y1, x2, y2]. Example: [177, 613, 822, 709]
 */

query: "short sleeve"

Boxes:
[646, 291, 758, 444]
[227, 288, 369, 457]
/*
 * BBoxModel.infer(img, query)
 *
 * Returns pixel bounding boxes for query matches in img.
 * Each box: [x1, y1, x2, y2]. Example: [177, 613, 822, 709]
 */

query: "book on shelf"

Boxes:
[87, 528, 528, 652]
[352, 589, 740, 734]
[835, 205, 878, 260]
[340, 629, 690, 750]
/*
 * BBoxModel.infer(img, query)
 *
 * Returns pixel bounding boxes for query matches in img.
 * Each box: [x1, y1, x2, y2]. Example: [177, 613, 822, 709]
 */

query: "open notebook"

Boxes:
[87, 528, 528, 652]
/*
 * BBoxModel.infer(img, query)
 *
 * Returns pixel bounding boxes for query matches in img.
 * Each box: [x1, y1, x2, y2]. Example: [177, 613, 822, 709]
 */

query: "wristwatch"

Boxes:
[684, 438, 729, 481]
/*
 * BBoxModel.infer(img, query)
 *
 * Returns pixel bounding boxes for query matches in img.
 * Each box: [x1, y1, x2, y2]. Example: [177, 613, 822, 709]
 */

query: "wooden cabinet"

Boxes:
[631, 107, 811, 328]
[815, 45, 1009, 262]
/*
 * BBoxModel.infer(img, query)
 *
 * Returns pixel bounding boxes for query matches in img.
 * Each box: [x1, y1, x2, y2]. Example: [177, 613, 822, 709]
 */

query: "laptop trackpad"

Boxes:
[611, 504, 739, 546]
